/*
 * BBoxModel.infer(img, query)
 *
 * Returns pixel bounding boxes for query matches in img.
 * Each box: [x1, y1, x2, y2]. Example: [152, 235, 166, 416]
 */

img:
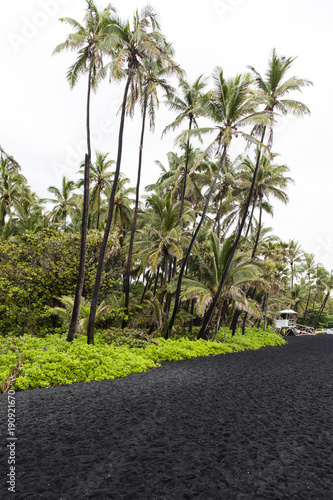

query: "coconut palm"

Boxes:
[163, 75, 208, 218]
[78, 152, 114, 229]
[53, 1, 117, 341]
[0, 155, 30, 229]
[199, 50, 312, 338]
[47, 176, 77, 229]
[88, 6, 171, 343]
[168, 232, 262, 332]
[167, 68, 270, 336]
[134, 193, 193, 285]
[123, 54, 182, 326]
[239, 154, 293, 257]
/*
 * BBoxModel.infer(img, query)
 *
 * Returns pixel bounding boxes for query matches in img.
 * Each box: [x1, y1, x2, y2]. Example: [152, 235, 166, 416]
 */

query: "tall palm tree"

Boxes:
[123, 54, 182, 326]
[239, 154, 292, 257]
[163, 75, 208, 218]
[87, 6, 170, 344]
[53, 1, 117, 341]
[199, 50, 312, 338]
[168, 232, 262, 330]
[167, 68, 270, 336]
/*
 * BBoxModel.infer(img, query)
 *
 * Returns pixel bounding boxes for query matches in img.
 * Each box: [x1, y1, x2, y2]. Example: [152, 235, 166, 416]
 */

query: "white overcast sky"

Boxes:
[1, 0, 333, 270]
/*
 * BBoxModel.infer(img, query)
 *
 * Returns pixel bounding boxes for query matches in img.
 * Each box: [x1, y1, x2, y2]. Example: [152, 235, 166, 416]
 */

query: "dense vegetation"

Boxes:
[1, 2, 332, 391]
[0, 327, 285, 392]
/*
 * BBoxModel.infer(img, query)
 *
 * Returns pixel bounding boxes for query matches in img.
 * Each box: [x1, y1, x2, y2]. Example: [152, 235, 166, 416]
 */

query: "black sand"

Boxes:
[1, 335, 333, 499]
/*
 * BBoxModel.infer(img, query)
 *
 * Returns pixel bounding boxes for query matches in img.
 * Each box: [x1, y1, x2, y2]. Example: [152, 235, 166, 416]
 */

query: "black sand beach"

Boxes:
[1, 335, 332, 499]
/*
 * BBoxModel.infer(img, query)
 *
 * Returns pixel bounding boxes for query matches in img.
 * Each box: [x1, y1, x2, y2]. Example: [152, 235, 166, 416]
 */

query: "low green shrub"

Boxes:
[0, 327, 286, 392]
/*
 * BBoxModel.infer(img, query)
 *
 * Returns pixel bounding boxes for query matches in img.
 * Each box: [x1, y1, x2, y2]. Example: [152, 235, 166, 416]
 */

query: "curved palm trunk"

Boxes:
[179, 116, 193, 219]
[123, 91, 148, 328]
[67, 57, 93, 342]
[198, 128, 266, 339]
[313, 290, 329, 328]
[166, 145, 228, 337]
[87, 70, 133, 344]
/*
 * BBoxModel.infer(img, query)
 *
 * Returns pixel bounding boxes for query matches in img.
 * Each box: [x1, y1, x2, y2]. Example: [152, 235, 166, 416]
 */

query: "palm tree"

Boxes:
[0, 155, 30, 229]
[78, 152, 114, 229]
[47, 176, 77, 229]
[249, 48, 312, 149]
[168, 232, 262, 332]
[87, 6, 171, 343]
[53, 1, 117, 341]
[167, 68, 270, 336]
[239, 154, 292, 257]
[163, 75, 208, 218]
[123, 54, 182, 326]
[199, 50, 312, 338]
[287, 239, 303, 298]
[134, 193, 193, 286]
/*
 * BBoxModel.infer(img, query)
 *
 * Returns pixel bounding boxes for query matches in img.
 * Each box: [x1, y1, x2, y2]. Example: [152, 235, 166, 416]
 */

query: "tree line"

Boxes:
[1, 1, 331, 342]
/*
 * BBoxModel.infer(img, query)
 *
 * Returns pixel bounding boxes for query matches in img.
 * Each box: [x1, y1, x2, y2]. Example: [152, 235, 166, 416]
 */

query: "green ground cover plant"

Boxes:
[1, 328, 285, 392]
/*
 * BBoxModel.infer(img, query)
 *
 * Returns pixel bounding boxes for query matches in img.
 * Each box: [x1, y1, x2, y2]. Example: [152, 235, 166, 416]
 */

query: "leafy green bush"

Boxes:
[0, 327, 286, 392]
[0, 229, 121, 336]
[0, 334, 157, 391]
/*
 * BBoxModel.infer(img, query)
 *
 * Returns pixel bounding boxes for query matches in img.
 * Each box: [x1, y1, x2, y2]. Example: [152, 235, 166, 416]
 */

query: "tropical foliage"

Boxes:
[2, 2, 331, 364]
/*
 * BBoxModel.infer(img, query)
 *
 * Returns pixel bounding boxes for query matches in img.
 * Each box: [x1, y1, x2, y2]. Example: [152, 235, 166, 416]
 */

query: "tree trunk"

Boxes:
[123, 91, 148, 328]
[96, 187, 101, 229]
[244, 195, 257, 238]
[251, 195, 262, 259]
[263, 292, 269, 331]
[166, 145, 228, 336]
[312, 291, 329, 329]
[179, 116, 193, 219]
[67, 57, 93, 342]
[198, 127, 266, 339]
[87, 70, 132, 345]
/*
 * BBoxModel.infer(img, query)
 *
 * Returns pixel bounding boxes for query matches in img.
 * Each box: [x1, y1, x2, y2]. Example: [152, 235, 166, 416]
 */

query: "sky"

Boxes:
[0, 0, 332, 270]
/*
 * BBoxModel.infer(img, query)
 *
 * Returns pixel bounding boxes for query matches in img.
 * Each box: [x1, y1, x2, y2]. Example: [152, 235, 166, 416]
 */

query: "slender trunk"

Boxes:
[179, 116, 193, 219]
[140, 271, 151, 303]
[302, 284, 312, 323]
[153, 265, 160, 297]
[189, 299, 195, 336]
[244, 195, 257, 238]
[313, 291, 329, 329]
[87, 70, 132, 344]
[263, 292, 269, 331]
[167, 145, 228, 336]
[67, 57, 92, 342]
[231, 309, 241, 336]
[123, 92, 148, 328]
[96, 188, 101, 229]
[251, 195, 262, 259]
[198, 127, 266, 339]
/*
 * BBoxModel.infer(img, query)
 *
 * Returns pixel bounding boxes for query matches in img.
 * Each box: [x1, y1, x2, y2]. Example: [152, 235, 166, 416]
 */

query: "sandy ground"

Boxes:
[1, 334, 332, 499]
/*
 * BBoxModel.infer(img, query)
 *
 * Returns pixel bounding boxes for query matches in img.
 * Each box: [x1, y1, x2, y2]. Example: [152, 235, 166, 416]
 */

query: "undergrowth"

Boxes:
[0, 327, 286, 392]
